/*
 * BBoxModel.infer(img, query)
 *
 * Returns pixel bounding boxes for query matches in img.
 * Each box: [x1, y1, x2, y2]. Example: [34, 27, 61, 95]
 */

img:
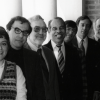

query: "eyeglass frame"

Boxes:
[12, 27, 29, 36]
[33, 26, 48, 33]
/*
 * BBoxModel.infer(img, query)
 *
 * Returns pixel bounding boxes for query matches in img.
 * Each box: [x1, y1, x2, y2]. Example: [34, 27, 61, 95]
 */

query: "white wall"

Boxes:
[57, 0, 82, 21]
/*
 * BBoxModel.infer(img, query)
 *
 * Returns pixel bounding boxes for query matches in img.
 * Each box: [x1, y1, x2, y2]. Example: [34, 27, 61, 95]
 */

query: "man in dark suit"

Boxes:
[44, 17, 82, 100]
[5, 16, 47, 100]
[72, 15, 100, 100]
[24, 15, 60, 100]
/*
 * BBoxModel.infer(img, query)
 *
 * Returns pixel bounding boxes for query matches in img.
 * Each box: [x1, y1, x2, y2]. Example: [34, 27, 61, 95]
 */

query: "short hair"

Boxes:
[29, 15, 44, 24]
[65, 20, 77, 32]
[76, 15, 92, 28]
[6, 16, 32, 34]
[0, 26, 9, 42]
[48, 17, 66, 30]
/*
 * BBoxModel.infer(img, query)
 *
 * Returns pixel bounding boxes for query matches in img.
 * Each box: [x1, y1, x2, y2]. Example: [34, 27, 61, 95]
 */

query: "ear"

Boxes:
[6, 29, 9, 34]
[48, 28, 51, 33]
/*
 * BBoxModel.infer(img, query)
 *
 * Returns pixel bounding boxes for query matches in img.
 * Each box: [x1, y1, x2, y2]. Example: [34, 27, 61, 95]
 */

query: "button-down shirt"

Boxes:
[51, 40, 65, 60]
[76, 35, 88, 55]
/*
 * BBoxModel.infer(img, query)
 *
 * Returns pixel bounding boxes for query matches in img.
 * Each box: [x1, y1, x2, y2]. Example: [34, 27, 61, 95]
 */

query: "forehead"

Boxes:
[31, 20, 46, 27]
[12, 21, 29, 30]
[79, 19, 90, 25]
[0, 37, 7, 42]
[96, 19, 100, 25]
[51, 19, 65, 27]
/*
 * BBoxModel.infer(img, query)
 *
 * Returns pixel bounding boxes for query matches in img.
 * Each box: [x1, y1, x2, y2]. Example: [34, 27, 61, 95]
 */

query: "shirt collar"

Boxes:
[76, 34, 87, 43]
[0, 60, 5, 68]
[51, 40, 64, 50]
[27, 36, 42, 52]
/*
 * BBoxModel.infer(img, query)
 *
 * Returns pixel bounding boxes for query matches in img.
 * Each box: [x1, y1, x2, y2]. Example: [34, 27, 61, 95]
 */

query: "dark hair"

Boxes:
[76, 15, 92, 28]
[48, 17, 66, 30]
[65, 20, 78, 32]
[6, 16, 32, 34]
[0, 26, 9, 42]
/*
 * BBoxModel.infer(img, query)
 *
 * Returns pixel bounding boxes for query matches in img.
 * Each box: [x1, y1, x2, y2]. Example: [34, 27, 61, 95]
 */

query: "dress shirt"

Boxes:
[51, 40, 65, 61]
[76, 35, 88, 55]
[0, 60, 27, 100]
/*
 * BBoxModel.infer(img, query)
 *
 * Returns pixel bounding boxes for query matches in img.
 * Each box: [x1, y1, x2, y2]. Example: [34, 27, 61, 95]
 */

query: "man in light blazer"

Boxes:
[44, 17, 82, 100]
[24, 15, 60, 100]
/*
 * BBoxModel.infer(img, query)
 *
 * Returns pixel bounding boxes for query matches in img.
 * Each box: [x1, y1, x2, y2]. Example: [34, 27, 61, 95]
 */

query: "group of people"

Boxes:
[0, 14, 100, 100]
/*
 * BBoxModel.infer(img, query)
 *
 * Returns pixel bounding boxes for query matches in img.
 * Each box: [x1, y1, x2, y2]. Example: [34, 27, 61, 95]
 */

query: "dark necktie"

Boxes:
[37, 48, 49, 82]
[57, 45, 65, 74]
[80, 40, 88, 100]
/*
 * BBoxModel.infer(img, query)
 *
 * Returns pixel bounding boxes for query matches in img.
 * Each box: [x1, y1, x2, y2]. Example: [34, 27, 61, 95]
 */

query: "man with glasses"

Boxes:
[5, 16, 44, 100]
[24, 15, 60, 100]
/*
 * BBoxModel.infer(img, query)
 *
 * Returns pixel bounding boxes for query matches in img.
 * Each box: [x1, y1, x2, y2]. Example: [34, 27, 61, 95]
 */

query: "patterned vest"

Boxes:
[0, 60, 17, 100]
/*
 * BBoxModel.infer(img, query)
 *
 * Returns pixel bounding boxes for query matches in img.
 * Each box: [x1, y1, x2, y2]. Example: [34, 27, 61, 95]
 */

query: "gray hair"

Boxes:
[29, 15, 44, 24]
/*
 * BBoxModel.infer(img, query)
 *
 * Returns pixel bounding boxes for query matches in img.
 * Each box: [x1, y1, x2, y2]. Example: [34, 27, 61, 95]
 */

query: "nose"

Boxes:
[39, 29, 43, 34]
[56, 28, 61, 33]
[83, 26, 87, 30]
[19, 32, 24, 38]
[0, 45, 2, 50]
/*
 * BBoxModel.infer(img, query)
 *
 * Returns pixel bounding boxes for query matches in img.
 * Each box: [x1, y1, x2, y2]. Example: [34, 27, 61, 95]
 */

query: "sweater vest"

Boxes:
[0, 60, 17, 100]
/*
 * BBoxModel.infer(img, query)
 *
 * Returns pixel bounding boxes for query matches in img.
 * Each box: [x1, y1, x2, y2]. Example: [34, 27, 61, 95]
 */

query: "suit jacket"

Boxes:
[44, 40, 82, 100]
[5, 46, 46, 100]
[72, 36, 100, 100]
[24, 42, 60, 100]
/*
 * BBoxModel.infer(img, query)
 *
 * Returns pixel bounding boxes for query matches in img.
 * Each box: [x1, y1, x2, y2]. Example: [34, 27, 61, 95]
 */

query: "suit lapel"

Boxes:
[72, 36, 79, 48]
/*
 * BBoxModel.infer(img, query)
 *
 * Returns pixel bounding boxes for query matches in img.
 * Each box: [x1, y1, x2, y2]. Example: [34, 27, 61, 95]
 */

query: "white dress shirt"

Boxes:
[0, 60, 27, 100]
[51, 40, 65, 61]
[76, 35, 88, 55]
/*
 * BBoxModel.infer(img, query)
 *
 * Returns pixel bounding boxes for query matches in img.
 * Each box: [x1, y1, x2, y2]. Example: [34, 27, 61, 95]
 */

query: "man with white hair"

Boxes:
[24, 15, 60, 100]
[93, 18, 100, 43]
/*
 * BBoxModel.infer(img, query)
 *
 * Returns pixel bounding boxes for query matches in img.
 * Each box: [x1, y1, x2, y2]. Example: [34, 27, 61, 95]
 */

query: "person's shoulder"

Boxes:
[42, 45, 52, 52]
[88, 38, 99, 46]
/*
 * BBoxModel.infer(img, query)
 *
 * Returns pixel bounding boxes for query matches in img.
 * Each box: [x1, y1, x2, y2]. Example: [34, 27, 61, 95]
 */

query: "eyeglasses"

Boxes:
[12, 27, 29, 36]
[33, 26, 48, 33]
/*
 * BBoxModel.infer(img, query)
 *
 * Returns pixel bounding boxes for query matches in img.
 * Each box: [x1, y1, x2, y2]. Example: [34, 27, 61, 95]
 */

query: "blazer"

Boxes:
[72, 36, 100, 100]
[44, 40, 82, 100]
[24, 42, 60, 100]
[5, 46, 46, 100]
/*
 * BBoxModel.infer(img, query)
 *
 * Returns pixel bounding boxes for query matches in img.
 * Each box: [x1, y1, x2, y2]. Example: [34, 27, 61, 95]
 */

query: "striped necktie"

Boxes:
[80, 39, 88, 100]
[57, 45, 65, 74]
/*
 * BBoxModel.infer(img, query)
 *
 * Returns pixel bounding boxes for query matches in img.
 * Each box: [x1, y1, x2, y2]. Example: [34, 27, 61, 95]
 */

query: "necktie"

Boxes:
[80, 40, 88, 100]
[57, 45, 65, 74]
[37, 48, 49, 82]
[80, 39, 85, 57]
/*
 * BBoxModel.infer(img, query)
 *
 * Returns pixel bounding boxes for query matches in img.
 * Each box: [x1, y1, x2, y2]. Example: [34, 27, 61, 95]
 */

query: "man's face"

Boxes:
[49, 19, 66, 45]
[29, 19, 47, 46]
[77, 19, 91, 39]
[95, 19, 100, 39]
[64, 26, 77, 42]
[8, 21, 30, 50]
